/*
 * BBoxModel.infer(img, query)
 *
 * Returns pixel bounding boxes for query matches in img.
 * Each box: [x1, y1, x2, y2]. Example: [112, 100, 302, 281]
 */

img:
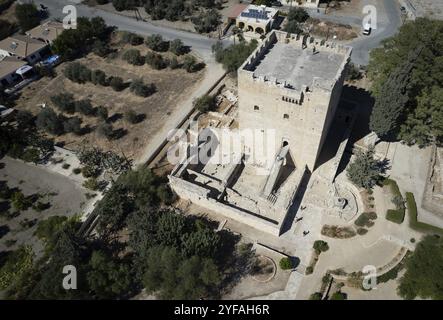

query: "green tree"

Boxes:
[284, 7, 309, 34]
[368, 18, 443, 145]
[0, 245, 34, 290]
[313, 240, 329, 254]
[142, 246, 221, 299]
[87, 250, 133, 299]
[398, 235, 443, 300]
[192, 9, 221, 34]
[169, 39, 186, 55]
[15, 3, 40, 32]
[0, 19, 15, 40]
[346, 146, 385, 190]
[369, 47, 422, 140]
[400, 87, 443, 146]
[212, 40, 258, 72]
[193, 94, 215, 113]
[122, 49, 145, 65]
[145, 34, 169, 52]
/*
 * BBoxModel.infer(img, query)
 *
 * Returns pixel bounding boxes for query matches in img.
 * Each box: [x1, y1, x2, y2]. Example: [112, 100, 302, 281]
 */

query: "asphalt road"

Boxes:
[280, 0, 403, 65]
[36, 0, 226, 61]
[349, 0, 403, 65]
[38, 0, 402, 65]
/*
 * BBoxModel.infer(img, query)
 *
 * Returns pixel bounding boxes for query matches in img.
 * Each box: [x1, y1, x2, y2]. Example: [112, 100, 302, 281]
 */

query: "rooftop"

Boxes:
[0, 56, 27, 79]
[237, 5, 278, 23]
[0, 35, 47, 58]
[26, 21, 65, 43]
[252, 41, 346, 91]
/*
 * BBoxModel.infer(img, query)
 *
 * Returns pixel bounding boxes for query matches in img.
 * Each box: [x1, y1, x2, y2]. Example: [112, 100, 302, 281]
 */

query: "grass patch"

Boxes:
[384, 179, 405, 224]
[386, 209, 405, 224]
[406, 192, 443, 235]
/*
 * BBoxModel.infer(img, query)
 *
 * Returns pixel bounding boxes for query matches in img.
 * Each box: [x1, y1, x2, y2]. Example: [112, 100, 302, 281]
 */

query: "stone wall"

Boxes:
[169, 175, 282, 236]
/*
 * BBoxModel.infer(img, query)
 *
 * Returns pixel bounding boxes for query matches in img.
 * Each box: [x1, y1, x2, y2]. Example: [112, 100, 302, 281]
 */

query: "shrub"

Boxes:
[129, 79, 156, 97]
[357, 228, 368, 235]
[109, 77, 125, 91]
[330, 292, 347, 300]
[97, 123, 114, 139]
[82, 165, 100, 178]
[11, 191, 30, 211]
[313, 240, 329, 254]
[83, 178, 99, 191]
[392, 194, 405, 210]
[120, 31, 144, 45]
[279, 257, 293, 270]
[305, 266, 313, 275]
[75, 99, 94, 116]
[169, 39, 186, 55]
[92, 40, 111, 57]
[64, 62, 92, 83]
[50, 93, 76, 114]
[194, 94, 216, 113]
[20, 148, 40, 164]
[354, 212, 376, 228]
[182, 54, 203, 72]
[122, 49, 144, 65]
[145, 34, 169, 52]
[124, 110, 138, 124]
[73, 168, 82, 175]
[33, 201, 50, 212]
[321, 225, 356, 239]
[145, 52, 167, 70]
[96, 106, 109, 121]
[36, 108, 64, 136]
[346, 62, 362, 81]
[63, 117, 82, 135]
[309, 292, 322, 300]
[62, 163, 70, 169]
[169, 57, 180, 69]
[91, 69, 107, 86]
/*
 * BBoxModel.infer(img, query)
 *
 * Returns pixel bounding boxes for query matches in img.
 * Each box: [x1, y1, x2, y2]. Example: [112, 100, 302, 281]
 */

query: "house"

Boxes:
[235, 4, 279, 35]
[0, 35, 49, 65]
[282, 0, 319, 8]
[0, 56, 27, 88]
[26, 21, 65, 44]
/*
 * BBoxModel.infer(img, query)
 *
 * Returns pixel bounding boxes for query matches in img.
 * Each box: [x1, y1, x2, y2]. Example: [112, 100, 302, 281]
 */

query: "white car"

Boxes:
[363, 23, 372, 35]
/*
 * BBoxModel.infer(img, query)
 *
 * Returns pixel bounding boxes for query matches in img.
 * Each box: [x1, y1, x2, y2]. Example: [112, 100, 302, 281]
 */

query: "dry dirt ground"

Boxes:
[15, 39, 205, 161]
[0, 1, 18, 25]
[307, 18, 359, 40]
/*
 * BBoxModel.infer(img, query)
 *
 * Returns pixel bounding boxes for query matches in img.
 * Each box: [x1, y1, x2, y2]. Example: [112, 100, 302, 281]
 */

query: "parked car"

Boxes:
[362, 23, 372, 35]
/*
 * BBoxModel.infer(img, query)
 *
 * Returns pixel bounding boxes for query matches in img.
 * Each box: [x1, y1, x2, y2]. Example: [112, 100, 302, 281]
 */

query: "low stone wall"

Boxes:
[169, 175, 282, 236]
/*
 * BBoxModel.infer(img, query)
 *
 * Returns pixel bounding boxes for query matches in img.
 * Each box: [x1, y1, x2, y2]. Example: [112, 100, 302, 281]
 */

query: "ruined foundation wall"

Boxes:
[169, 175, 282, 236]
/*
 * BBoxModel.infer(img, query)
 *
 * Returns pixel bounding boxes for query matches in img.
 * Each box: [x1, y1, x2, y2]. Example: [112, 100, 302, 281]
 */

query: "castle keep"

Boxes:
[169, 30, 352, 236]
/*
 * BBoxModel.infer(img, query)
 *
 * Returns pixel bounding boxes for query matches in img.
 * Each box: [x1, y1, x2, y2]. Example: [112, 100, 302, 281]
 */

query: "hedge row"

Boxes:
[406, 192, 443, 235]
[384, 179, 405, 224]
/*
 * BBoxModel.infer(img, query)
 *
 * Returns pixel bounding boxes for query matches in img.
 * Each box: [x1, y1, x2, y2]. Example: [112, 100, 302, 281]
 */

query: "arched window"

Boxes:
[283, 114, 289, 119]
[254, 105, 260, 111]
